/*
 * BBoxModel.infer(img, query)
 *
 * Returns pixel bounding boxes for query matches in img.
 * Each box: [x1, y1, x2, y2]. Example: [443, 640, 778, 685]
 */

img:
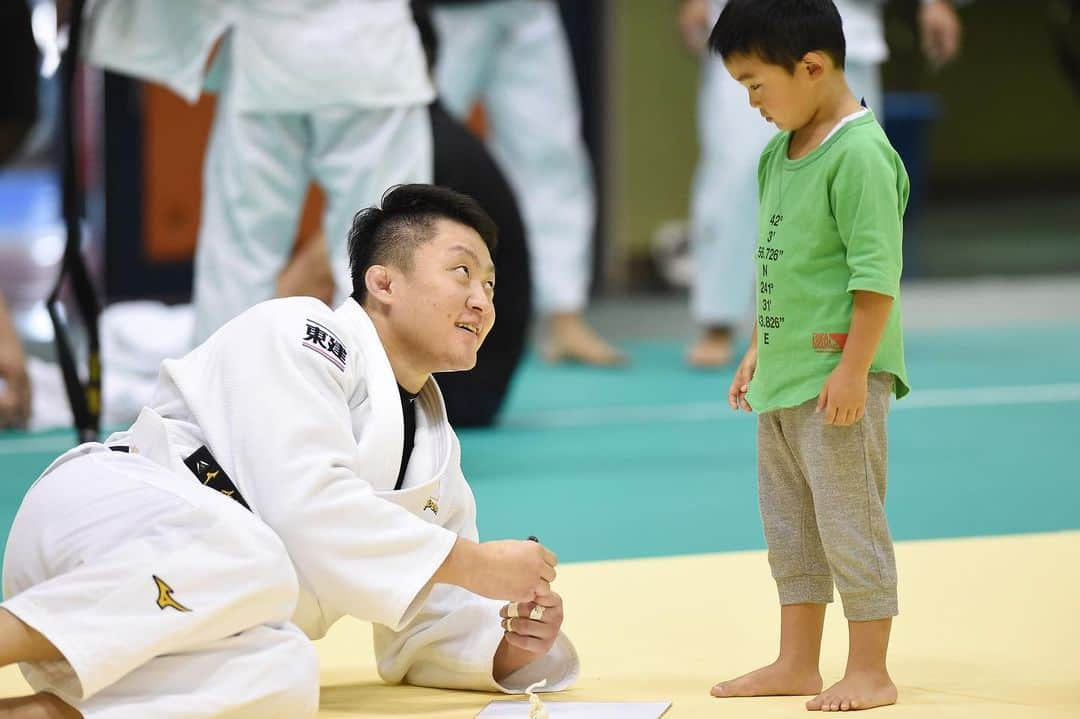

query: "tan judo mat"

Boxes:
[2, 531, 1077, 718]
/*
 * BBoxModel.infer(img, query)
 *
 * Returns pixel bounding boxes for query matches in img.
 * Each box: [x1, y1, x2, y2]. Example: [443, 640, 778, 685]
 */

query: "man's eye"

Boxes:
[455, 266, 469, 276]
[484, 280, 495, 291]
[750, 84, 762, 91]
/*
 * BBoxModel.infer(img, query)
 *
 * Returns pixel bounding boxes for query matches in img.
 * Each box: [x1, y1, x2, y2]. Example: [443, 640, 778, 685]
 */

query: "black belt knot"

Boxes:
[110, 444, 251, 511]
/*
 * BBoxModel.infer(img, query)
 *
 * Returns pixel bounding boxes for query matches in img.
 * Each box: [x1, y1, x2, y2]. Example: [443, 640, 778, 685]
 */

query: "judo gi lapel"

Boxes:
[336, 300, 402, 491]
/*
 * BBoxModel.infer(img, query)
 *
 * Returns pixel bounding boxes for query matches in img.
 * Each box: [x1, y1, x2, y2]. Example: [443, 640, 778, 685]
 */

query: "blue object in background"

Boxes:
[883, 91, 940, 278]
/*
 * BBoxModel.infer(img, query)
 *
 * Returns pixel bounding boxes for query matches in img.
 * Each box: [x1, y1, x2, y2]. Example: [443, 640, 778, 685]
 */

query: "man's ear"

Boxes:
[801, 51, 827, 80]
[365, 265, 395, 304]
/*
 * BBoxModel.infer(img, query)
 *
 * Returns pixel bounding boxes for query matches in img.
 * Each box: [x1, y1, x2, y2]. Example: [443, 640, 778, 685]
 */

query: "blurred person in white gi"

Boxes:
[0, 0, 39, 430]
[677, 0, 962, 368]
[82, 0, 435, 343]
[430, 0, 625, 366]
[0, 185, 578, 719]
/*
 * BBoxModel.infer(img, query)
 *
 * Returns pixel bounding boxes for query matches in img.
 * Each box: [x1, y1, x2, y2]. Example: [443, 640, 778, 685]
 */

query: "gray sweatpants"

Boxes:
[757, 373, 898, 621]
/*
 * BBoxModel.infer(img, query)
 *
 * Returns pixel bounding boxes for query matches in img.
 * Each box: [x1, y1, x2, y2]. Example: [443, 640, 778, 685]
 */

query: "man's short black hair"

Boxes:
[348, 184, 498, 303]
[709, 0, 846, 73]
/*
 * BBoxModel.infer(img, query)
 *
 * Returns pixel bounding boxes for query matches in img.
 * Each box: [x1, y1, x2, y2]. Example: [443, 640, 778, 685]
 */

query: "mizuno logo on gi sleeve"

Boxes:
[153, 575, 191, 612]
[302, 319, 348, 371]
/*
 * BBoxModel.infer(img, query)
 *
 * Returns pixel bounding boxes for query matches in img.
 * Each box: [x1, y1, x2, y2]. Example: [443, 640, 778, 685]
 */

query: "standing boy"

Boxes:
[712, 0, 910, 711]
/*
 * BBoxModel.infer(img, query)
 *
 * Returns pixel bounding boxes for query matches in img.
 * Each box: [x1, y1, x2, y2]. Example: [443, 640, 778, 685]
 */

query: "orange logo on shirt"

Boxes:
[811, 333, 848, 352]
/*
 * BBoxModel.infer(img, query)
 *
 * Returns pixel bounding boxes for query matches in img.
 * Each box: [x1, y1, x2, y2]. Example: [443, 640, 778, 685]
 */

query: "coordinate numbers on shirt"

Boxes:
[758, 213, 788, 346]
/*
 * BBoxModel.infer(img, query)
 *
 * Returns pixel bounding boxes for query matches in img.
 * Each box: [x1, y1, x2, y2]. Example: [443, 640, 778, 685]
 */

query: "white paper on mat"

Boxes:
[475, 700, 671, 718]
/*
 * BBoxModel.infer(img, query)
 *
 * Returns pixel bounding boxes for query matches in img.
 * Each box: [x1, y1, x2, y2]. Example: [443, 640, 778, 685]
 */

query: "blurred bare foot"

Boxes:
[687, 327, 733, 368]
[711, 659, 822, 698]
[542, 313, 626, 366]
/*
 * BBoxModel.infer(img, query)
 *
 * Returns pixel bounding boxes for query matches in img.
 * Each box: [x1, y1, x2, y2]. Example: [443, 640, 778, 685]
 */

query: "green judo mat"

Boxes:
[1, 323, 1078, 563]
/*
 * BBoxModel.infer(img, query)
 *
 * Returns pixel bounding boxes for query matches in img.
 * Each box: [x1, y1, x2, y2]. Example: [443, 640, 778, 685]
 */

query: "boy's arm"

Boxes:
[822, 141, 907, 426]
[839, 291, 893, 373]
[816, 291, 892, 426]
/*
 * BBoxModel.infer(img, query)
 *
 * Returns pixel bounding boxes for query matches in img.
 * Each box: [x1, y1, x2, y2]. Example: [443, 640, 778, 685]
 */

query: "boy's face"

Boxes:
[723, 52, 822, 132]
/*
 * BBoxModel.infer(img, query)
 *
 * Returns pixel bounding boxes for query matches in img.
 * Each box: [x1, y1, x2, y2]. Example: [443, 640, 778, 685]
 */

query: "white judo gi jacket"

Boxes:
[82, 0, 434, 110]
[107, 297, 579, 692]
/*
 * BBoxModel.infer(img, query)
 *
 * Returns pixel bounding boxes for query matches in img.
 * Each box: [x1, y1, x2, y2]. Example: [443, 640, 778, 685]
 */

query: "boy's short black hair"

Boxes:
[709, 0, 846, 73]
[348, 184, 498, 303]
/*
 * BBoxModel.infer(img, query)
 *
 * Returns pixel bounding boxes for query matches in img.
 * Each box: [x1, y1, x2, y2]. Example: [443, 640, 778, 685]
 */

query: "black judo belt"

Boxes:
[49, 0, 101, 444]
[110, 445, 251, 511]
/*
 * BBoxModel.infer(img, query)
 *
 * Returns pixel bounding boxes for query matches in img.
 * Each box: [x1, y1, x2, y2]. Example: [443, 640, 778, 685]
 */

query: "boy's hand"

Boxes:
[728, 349, 757, 412]
[816, 363, 868, 426]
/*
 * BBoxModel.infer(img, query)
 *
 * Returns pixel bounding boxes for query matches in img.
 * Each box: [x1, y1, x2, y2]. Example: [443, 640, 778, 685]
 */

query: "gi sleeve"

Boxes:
[372, 461, 579, 694]
[190, 304, 458, 632]
[831, 142, 910, 299]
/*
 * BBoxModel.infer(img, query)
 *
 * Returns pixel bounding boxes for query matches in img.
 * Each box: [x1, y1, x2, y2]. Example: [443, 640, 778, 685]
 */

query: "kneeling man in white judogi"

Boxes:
[0, 184, 577, 718]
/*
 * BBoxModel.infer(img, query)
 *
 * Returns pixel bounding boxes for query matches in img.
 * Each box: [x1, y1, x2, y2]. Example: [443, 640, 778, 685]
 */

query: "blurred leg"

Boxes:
[483, 1, 622, 365]
[431, 3, 501, 119]
[310, 105, 433, 304]
[688, 53, 774, 367]
[484, 0, 594, 317]
[845, 60, 883, 120]
[193, 83, 309, 343]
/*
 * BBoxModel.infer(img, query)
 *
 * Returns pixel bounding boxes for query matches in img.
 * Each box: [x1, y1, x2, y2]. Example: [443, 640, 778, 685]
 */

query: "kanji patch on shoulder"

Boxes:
[302, 319, 348, 370]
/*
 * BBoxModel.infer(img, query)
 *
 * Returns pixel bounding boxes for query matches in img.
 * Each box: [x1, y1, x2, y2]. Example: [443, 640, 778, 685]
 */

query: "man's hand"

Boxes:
[816, 363, 869, 426]
[493, 589, 565, 681]
[677, 0, 713, 55]
[434, 538, 557, 602]
[728, 348, 757, 412]
[919, 0, 962, 69]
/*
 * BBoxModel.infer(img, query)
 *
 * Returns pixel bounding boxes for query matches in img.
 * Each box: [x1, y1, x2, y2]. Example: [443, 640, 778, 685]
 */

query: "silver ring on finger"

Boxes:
[529, 605, 545, 621]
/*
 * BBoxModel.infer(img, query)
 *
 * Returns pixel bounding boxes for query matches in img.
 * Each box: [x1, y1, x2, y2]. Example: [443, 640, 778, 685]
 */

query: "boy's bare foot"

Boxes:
[806, 670, 897, 711]
[542, 313, 627, 366]
[686, 327, 733, 368]
[711, 660, 823, 698]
